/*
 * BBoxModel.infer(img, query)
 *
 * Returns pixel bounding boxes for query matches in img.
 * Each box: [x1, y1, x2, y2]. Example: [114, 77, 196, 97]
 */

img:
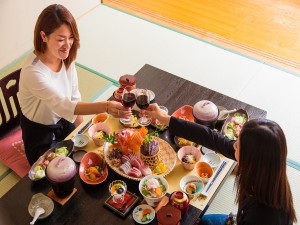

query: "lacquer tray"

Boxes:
[104, 137, 177, 181]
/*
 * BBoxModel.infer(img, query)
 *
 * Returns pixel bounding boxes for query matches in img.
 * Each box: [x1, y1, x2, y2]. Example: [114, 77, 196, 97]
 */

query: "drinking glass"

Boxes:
[135, 89, 151, 126]
[156, 105, 168, 126]
[120, 86, 136, 124]
[109, 180, 127, 204]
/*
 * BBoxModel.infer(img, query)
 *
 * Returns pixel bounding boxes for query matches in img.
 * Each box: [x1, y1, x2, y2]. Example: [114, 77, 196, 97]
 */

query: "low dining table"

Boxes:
[0, 64, 266, 225]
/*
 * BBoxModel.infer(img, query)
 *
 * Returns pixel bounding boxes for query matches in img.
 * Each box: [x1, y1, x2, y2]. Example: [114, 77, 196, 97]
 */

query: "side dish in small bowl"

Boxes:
[177, 146, 201, 170]
[139, 174, 168, 207]
[174, 136, 197, 148]
[180, 175, 204, 199]
[88, 122, 111, 146]
[79, 151, 108, 185]
[92, 113, 109, 124]
[195, 161, 214, 183]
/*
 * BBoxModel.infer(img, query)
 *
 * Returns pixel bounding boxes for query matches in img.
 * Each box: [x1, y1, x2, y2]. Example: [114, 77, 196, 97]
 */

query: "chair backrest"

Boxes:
[0, 69, 21, 139]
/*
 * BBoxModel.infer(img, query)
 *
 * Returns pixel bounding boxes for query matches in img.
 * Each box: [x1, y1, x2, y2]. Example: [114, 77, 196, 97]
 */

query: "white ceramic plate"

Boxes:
[132, 204, 155, 224]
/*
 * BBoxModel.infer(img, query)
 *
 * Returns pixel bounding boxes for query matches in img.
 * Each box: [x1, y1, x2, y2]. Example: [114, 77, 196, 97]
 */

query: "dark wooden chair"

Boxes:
[0, 69, 21, 139]
[0, 69, 30, 178]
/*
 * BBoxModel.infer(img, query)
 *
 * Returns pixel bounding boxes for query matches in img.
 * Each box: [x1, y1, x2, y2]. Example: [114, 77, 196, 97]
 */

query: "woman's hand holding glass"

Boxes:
[145, 103, 171, 127]
[135, 89, 151, 126]
[120, 87, 136, 123]
[107, 101, 132, 119]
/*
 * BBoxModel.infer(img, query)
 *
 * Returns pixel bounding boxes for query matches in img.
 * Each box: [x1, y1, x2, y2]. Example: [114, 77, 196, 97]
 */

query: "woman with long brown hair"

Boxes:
[145, 103, 297, 225]
[19, 4, 131, 165]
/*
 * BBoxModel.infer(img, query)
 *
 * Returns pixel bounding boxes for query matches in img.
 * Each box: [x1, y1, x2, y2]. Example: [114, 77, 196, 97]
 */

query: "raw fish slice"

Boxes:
[135, 157, 144, 166]
[128, 152, 138, 161]
[121, 154, 130, 163]
[130, 158, 143, 170]
[119, 161, 132, 174]
[127, 167, 142, 178]
[140, 165, 152, 176]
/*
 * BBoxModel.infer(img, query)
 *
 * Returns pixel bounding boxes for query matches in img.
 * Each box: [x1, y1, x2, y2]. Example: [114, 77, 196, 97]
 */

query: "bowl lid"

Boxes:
[157, 205, 181, 224]
[46, 156, 76, 182]
[119, 74, 136, 86]
[193, 100, 218, 121]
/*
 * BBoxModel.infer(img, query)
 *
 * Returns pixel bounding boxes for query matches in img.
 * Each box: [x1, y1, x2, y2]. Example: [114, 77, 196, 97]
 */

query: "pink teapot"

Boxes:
[169, 191, 190, 214]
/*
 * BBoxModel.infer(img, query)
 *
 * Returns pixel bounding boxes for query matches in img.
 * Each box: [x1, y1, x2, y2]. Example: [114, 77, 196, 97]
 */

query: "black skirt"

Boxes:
[20, 113, 75, 165]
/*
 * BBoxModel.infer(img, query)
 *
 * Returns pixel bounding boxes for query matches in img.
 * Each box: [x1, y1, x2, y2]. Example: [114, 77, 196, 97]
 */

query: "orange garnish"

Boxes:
[155, 187, 163, 197]
[142, 209, 152, 216]
[200, 173, 208, 178]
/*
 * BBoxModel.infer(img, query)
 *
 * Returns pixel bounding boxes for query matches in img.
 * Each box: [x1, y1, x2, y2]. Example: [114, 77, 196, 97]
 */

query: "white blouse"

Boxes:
[18, 53, 81, 125]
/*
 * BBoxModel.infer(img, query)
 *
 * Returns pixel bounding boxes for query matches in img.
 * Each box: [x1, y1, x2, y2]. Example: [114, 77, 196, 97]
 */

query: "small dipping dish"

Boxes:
[202, 153, 221, 169]
[72, 150, 87, 163]
[72, 134, 89, 148]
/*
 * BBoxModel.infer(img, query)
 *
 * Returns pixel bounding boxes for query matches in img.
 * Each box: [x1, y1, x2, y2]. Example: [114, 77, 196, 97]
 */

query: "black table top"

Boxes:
[0, 64, 266, 225]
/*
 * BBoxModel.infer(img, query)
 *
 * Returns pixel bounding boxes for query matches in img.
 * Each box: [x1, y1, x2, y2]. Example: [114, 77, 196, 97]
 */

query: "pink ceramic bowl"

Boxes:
[88, 122, 111, 146]
[177, 146, 201, 170]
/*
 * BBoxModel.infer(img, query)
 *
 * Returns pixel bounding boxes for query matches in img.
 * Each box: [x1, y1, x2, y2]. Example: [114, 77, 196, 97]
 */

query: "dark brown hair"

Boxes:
[236, 119, 297, 223]
[33, 4, 80, 69]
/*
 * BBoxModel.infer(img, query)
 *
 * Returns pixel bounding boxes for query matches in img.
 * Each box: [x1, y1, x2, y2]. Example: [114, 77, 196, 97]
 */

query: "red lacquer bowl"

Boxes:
[172, 105, 195, 122]
[79, 152, 108, 185]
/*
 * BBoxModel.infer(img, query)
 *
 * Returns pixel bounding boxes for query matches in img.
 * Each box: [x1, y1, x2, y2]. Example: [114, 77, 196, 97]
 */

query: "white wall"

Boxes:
[0, 0, 99, 70]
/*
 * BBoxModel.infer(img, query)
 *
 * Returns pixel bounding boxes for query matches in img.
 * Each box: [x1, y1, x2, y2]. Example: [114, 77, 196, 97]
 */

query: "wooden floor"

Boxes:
[102, 0, 300, 74]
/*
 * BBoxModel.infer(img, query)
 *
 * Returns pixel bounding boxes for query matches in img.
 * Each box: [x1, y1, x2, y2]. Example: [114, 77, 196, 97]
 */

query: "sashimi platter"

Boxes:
[104, 127, 177, 181]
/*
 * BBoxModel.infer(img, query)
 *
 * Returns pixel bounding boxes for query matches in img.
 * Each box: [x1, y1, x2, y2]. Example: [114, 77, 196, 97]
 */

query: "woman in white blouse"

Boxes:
[19, 4, 131, 165]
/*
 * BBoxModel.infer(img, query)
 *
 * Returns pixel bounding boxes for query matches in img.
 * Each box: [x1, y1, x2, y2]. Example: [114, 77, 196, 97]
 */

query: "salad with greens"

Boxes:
[224, 112, 247, 140]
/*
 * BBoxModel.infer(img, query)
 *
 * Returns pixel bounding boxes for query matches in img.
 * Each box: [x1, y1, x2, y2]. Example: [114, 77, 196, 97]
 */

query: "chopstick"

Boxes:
[75, 118, 92, 135]
[201, 160, 227, 197]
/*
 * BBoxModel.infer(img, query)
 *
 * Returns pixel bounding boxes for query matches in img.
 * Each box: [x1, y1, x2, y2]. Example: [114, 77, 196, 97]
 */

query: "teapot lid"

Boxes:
[46, 156, 76, 182]
[157, 205, 181, 225]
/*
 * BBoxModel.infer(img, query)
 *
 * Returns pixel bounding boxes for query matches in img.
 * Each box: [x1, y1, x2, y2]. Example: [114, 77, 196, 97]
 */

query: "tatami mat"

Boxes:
[76, 5, 300, 167]
[76, 64, 112, 102]
[206, 167, 299, 222]
[0, 54, 27, 79]
[0, 171, 20, 198]
[0, 162, 9, 176]
[205, 173, 238, 215]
